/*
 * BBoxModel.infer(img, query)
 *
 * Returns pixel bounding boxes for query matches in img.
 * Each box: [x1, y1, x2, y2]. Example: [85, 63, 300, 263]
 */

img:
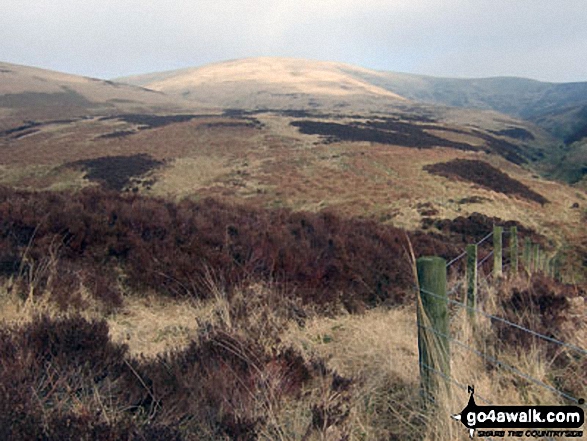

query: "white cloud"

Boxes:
[0, 0, 585, 81]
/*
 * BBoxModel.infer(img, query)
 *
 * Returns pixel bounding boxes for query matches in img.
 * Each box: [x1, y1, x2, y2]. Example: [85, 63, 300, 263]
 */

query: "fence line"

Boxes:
[446, 251, 467, 268]
[445, 232, 495, 268]
[418, 287, 587, 356]
[418, 323, 581, 404]
[416, 227, 575, 441]
[420, 362, 495, 441]
[476, 231, 494, 246]
[420, 361, 494, 405]
[420, 360, 557, 441]
[477, 250, 494, 268]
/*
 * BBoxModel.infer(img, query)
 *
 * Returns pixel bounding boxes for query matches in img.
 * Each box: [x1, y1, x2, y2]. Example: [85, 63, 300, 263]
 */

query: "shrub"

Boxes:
[0, 186, 466, 311]
[0, 314, 352, 439]
[425, 159, 547, 204]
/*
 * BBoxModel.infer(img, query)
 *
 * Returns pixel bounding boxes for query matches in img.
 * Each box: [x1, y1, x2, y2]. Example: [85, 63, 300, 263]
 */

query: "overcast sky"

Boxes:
[1, 0, 585, 82]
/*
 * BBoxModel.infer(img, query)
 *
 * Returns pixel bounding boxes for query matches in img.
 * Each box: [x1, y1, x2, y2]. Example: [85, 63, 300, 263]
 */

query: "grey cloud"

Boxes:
[0, 0, 585, 82]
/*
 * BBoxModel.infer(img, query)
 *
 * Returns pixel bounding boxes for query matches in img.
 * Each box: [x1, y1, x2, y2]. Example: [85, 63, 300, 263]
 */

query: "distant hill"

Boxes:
[0, 59, 584, 270]
[1, 57, 586, 184]
[117, 57, 408, 111]
[118, 57, 587, 184]
[0, 61, 197, 128]
[345, 69, 587, 141]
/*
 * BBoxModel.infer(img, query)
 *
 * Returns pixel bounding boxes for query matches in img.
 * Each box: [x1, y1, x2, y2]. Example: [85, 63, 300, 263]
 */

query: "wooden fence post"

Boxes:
[417, 257, 450, 400]
[553, 256, 561, 281]
[510, 226, 518, 276]
[466, 244, 477, 323]
[524, 237, 532, 274]
[493, 226, 503, 278]
[533, 243, 541, 274]
[547, 256, 554, 278]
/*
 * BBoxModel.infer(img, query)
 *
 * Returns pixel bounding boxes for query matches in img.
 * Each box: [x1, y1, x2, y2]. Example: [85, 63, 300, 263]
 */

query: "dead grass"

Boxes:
[1, 257, 584, 441]
[150, 156, 233, 199]
[107, 295, 202, 357]
[0, 164, 88, 190]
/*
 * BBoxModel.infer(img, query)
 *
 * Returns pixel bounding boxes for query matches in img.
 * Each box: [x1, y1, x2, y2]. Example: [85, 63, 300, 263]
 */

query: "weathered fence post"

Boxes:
[466, 244, 477, 323]
[510, 226, 518, 276]
[493, 226, 503, 278]
[553, 256, 561, 282]
[524, 237, 532, 274]
[533, 243, 541, 274]
[546, 256, 554, 278]
[417, 257, 450, 400]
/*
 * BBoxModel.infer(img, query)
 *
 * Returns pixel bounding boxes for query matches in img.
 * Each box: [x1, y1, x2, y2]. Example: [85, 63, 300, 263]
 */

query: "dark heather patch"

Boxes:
[491, 127, 535, 141]
[428, 212, 543, 245]
[457, 196, 488, 205]
[470, 130, 528, 165]
[204, 119, 264, 129]
[0, 121, 42, 138]
[424, 159, 548, 205]
[97, 130, 136, 139]
[67, 154, 163, 191]
[290, 119, 476, 151]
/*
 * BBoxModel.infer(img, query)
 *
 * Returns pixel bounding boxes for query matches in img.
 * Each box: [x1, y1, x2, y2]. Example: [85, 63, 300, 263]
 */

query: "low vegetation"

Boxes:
[491, 127, 535, 141]
[99, 114, 203, 129]
[425, 159, 548, 205]
[66, 154, 163, 191]
[1, 187, 488, 316]
[290, 119, 475, 151]
[0, 183, 584, 439]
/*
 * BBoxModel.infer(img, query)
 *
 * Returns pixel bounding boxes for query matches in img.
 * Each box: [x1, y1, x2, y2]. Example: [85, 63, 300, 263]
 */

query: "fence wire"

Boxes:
[419, 362, 495, 441]
[416, 227, 568, 441]
[477, 250, 494, 268]
[445, 231, 495, 269]
[420, 361, 557, 441]
[418, 287, 587, 357]
[476, 231, 494, 246]
[418, 323, 581, 404]
[447, 251, 468, 268]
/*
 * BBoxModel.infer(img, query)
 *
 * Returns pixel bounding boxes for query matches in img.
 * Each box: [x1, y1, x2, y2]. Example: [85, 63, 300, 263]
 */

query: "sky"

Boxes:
[1, 0, 586, 82]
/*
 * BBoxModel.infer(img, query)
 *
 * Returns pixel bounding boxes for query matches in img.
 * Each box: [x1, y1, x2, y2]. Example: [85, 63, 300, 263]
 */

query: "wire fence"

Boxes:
[445, 232, 495, 269]
[477, 250, 494, 268]
[418, 286, 587, 357]
[416, 226, 585, 439]
[420, 360, 557, 441]
[420, 362, 496, 441]
[418, 321, 582, 404]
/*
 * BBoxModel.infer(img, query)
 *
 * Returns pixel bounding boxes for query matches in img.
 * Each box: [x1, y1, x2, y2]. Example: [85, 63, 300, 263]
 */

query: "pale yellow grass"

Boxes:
[1, 268, 583, 440]
[107, 295, 203, 357]
[0, 163, 88, 190]
[150, 156, 232, 199]
[139, 57, 406, 100]
[0, 281, 104, 327]
[424, 129, 487, 147]
[284, 306, 419, 382]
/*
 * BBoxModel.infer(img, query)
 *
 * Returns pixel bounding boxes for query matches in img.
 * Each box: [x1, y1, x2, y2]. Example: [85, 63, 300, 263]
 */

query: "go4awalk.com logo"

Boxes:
[451, 386, 585, 438]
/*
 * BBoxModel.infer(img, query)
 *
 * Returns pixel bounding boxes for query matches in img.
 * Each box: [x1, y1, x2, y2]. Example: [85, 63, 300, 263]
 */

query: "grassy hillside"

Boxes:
[0, 61, 203, 130]
[119, 57, 587, 183]
[0, 59, 585, 440]
[0, 186, 584, 440]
